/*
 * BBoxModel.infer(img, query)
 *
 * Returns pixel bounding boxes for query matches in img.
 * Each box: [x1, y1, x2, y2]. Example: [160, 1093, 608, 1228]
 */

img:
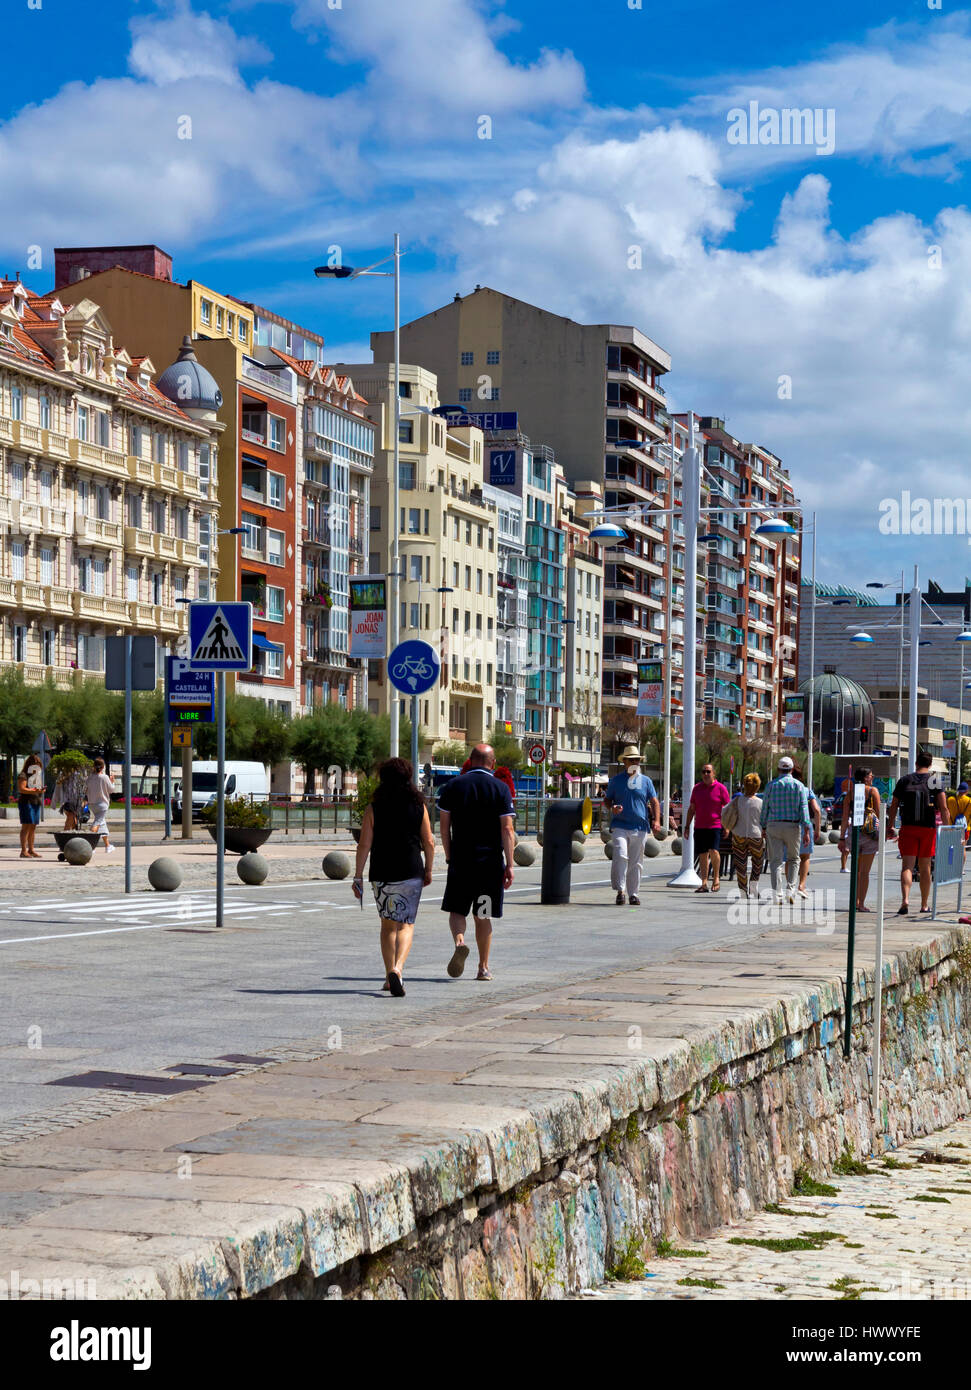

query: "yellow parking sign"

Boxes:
[172, 728, 192, 748]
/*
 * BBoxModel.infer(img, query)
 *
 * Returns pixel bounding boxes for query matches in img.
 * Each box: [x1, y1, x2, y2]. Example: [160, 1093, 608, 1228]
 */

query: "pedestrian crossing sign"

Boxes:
[188, 602, 253, 671]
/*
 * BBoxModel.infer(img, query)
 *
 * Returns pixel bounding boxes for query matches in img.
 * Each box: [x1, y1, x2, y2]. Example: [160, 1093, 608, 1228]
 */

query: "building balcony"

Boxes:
[69, 438, 128, 478]
[46, 586, 74, 616]
[124, 527, 156, 560]
[76, 515, 123, 547]
[9, 420, 43, 451]
[0, 581, 72, 615]
[128, 601, 158, 627]
[127, 456, 155, 485]
[73, 594, 129, 622]
[18, 663, 77, 689]
[604, 690, 638, 708]
[782, 661, 796, 678]
[44, 429, 71, 459]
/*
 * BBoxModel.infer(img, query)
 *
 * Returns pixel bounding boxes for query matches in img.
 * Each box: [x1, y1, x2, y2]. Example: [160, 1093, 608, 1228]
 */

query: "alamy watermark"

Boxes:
[727, 101, 836, 156]
[879, 492, 971, 542]
[0, 1269, 96, 1299]
[727, 887, 837, 934]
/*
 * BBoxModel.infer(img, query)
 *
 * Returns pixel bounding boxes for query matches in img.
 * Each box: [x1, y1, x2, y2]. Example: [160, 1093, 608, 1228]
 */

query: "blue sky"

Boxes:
[4, 0, 971, 593]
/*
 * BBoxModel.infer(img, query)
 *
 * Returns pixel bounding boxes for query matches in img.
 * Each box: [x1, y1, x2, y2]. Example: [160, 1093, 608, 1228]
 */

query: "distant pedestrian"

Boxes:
[438, 743, 515, 981]
[724, 773, 764, 897]
[84, 758, 116, 853]
[352, 758, 435, 997]
[684, 763, 730, 893]
[603, 745, 660, 906]
[760, 755, 812, 903]
[17, 754, 45, 859]
[792, 766, 823, 900]
[887, 751, 950, 915]
[947, 782, 971, 843]
[833, 790, 850, 871]
[839, 766, 881, 912]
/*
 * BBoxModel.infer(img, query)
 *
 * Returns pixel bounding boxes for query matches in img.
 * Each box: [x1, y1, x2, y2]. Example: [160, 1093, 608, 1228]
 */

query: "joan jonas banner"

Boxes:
[783, 693, 806, 741]
[349, 575, 387, 658]
[637, 661, 663, 718]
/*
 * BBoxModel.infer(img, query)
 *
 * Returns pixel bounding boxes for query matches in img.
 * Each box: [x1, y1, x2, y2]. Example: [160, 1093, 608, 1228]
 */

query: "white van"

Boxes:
[171, 761, 269, 820]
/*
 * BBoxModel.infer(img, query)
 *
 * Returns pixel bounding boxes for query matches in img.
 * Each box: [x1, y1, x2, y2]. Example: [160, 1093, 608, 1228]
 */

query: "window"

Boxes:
[487, 350, 500, 365]
[239, 320, 248, 343]
[174, 506, 189, 540]
[407, 508, 420, 534]
[98, 412, 110, 447]
[152, 433, 165, 464]
[42, 628, 54, 666]
[453, 517, 460, 540]
[127, 493, 142, 528]
[268, 473, 285, 509]
[241, 512, 263, 554]
[269, 416, 285, 452]
[227, 313, 235, 338]
[126, 564, 139, 601]
[177, 441, 190, 471]
[370, 505, 382, 531]
[267, 529, 284, 566]
[200, 299, 212, 325]
[130, 425, 142, 457]
[465, 565, 471, 590]
[399, 381, 412, 398]
[488, 574, 494, 598]
[265, 648, 283, 679]
[424, 509, 429, 535]
[9, 462, 24, 499]
[76, 406, 89, 441]
[410, 603, 420, 629]
[464, 611, 471, 635]
[452, 562, 459, 587]
[409, 555, 422, 581]
[198, 443, 211, 498]
[173, 573, 186, 603]
[14, 624, 27, 663]
[398, 421, 413, 444]
[40, 395, 51, 429]
[267, 586, 285, 623]
[11, 541, 25, 580]
[152, 571, 163, 605]
[11, 385, 23, 420]
[152, 498, 166, 531]
[216, 307, 224, 331]
[399, 461, 416, 490]
[458, 388, 472, 403]
[39, 547, 54, 586]
[476, 569, 482, 594]
[39, 470, 52, 504]
[489, 388, 500, 401]
[96, 485, 110, 521]
[460, 351, 474, 365]
[466, 521, 472, 545]
[92, 558, 106, 597]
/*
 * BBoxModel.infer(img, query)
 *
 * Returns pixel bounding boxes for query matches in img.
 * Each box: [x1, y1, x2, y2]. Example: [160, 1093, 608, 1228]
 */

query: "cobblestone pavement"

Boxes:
[585, 1117, 971, 1300]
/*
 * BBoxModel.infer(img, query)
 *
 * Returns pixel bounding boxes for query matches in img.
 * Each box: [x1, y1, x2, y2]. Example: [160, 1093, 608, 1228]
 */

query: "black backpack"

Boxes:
[901, 774, 934, 828]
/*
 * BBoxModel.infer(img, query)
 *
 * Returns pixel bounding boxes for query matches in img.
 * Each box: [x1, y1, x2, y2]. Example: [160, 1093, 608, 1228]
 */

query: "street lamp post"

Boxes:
[316, 235, 403, 755]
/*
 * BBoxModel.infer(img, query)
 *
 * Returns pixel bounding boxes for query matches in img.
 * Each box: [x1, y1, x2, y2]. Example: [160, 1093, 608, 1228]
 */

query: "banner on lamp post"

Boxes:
[637, 661, 663, 718]
[348, 575, 388, 659]
[943, 727, 957, 759]
[783, 693, 806, 741]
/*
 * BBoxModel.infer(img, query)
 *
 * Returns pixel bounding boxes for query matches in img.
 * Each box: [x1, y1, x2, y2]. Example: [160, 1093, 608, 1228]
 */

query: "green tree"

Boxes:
[434, 739, 467, 766]
[348, 706, 383, 772]
[291, 706, 356, 792]
[0, 668, 47, 798]
[641, 717, 667, 773]
[486, 726, 525, 771]
[248, 703, 292, 769]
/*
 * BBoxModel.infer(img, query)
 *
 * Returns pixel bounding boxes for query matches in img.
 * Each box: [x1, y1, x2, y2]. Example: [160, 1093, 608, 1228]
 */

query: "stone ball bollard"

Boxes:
[604, 841, 613, 859]
[237, 852, 269, 885]
[642, 836, 661, 858]
[63, 836, 93, 866]
[671, 837, 683, 855]
[570, 841, 585, 863]
[322, 851, 352, 880]
[654, 826, 669, 841]
[148, 857, 183, 892]
[828, 829, 842, 844]
[600, 827, 612, 844]
[572, 829, 586, 843]
[537, 830, 544, 847]
[513, 842, 536, 867]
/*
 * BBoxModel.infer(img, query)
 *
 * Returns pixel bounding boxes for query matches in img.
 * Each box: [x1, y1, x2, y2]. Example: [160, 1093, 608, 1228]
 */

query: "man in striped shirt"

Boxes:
[760, 756, 812, 902]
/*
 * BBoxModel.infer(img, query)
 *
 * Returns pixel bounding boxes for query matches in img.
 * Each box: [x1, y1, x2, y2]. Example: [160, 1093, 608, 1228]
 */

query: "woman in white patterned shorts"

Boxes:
[352, 758, 435, 997]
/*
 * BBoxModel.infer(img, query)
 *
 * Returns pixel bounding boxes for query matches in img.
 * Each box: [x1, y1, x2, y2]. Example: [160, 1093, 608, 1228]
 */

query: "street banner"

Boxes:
[349, 575, 387, 658]
[783, 693, 806, 741]
[943, 727, 957, 759]
[637, 661, 663, 718]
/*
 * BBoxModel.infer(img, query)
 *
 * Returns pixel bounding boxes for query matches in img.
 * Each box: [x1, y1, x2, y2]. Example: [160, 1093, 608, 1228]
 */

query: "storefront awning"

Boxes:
[253, 632, 283, 653]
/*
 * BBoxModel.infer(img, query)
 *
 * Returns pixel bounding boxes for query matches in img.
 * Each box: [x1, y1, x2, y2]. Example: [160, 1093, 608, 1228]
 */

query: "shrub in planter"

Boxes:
[200, 796, 270, 829]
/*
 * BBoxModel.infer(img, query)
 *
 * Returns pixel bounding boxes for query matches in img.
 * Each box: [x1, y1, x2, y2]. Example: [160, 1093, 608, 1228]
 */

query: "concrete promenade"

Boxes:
[0, 829, 968, 1298]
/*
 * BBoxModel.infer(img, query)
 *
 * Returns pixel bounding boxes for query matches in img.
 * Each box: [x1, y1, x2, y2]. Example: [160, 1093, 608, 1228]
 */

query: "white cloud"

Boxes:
[129, 4, 271, 86]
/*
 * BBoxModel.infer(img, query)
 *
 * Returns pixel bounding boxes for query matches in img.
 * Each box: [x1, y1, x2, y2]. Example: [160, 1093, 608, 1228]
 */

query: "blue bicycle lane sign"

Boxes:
[387, 640, 440, 695]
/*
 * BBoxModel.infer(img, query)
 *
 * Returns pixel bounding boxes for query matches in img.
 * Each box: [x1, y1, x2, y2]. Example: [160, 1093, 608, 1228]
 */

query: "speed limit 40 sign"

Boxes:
[528, 743, 546, 765]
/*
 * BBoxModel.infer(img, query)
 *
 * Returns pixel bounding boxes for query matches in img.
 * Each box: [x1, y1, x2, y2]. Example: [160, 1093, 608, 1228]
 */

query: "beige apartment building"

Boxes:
[0, 278, 221, 685]
[337, 363, 498, 751]
[372, 288, 671, 741]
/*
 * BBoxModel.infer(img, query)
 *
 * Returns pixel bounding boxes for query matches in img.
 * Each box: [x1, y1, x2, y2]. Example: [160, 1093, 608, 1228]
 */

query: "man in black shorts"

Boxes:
[437, 743, 516, 981]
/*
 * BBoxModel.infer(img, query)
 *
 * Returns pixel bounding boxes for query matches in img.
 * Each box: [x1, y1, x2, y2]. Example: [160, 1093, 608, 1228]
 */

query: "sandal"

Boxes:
[387, 971, 405, 997]
[19, 852, 29, 859]
[694, 885, 710, 893]
[476, 967, 492, 981]
[711, 883, 720, 893]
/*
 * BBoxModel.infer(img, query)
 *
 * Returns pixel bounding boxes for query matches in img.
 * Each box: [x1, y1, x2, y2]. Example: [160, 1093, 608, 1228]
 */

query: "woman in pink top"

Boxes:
[683, 764, 731, 892]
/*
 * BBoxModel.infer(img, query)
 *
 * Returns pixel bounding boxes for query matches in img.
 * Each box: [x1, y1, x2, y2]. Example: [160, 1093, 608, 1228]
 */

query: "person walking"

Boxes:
[603, 745, 660, 906]
[792, 767, 823, 899]
[887, 751, 950, 915]
[725, 773, 764, 897]
[17, 753, 45, 858]
[947, 781, 971, 843]
[352, 757, 435, 997]
[437, 743, 515, 981]
[838, 766, 882, 912]
[760, 755, 812, 903]
[84, 758, 116, 853]
[684, 763, 731, 893]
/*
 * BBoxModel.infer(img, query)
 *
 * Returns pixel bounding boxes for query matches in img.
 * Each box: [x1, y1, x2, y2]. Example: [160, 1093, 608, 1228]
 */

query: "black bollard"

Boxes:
[541, 797, 593, 904]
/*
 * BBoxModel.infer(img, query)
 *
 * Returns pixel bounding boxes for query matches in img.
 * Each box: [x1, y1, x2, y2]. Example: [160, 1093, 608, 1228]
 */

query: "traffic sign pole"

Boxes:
[163, 657, 172, 841]
[410, 694, 419, 787]
[216, 671, 226, 929]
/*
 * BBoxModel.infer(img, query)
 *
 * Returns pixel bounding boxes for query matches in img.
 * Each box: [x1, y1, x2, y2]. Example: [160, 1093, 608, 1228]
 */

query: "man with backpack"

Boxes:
[887, 751, 950, 915]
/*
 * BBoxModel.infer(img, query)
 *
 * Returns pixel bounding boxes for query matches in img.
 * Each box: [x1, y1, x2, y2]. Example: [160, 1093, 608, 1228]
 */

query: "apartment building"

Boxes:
[372, 288, 670, 739]
[0, 278, 221, 683]
[481, 479, 527, 737]
[337, 364, 497, 750]
[557, 476, 603, 772]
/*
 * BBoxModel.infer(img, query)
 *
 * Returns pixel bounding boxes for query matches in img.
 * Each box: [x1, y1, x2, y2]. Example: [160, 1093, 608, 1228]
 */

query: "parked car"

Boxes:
[171, 761, 269, 821]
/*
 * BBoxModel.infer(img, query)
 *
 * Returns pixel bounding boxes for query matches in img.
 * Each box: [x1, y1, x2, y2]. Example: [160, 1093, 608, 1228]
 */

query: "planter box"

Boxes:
[205, 825, 272, 856]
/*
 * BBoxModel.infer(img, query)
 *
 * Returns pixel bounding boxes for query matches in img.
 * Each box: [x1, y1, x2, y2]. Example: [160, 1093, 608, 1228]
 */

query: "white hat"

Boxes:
[619, 745, 641, 762]
[778, 756, 794, 770]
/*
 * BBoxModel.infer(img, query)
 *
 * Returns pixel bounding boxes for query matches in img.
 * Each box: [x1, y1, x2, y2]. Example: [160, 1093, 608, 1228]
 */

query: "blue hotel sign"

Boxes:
[435, 407, 519, 433]
[489, 449, 517, 486]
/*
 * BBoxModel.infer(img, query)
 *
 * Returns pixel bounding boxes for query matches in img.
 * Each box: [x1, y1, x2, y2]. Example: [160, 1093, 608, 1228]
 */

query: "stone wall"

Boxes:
[258, 932, 971, 1300]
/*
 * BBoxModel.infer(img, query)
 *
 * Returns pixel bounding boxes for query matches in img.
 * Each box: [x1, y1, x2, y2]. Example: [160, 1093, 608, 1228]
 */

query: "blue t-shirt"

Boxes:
[605, 772, 657, 831]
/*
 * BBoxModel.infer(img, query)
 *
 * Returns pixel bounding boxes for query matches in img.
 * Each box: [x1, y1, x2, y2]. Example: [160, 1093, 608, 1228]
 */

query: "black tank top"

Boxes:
[369, 795, 425, 882]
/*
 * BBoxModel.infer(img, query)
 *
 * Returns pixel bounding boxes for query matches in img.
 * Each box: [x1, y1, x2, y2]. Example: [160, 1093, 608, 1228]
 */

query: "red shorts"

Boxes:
[898, 825, 937, 860]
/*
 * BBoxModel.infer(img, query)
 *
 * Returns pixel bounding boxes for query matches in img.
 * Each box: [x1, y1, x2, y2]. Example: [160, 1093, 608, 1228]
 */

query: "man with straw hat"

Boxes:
[603, 745, 660, 906]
